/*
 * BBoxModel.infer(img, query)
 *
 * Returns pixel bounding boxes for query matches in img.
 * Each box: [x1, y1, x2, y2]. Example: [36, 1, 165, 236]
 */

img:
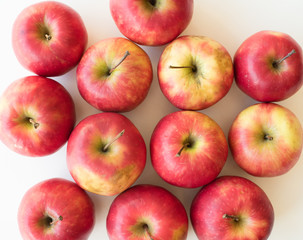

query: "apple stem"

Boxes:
[45, 33, 52, 41]
[28, 118, 40, 129]
[143, 224, 154, 240]
[273, 49, 296, 68]
[176, 143, 190, 157]
[264, 134, 273, 141]
[169, 65, 197, 72]
[223, 214, 240, 223]
[50, 216, 63, 225]
[109, 51, 130, 74]
[103, 129, 125, 152]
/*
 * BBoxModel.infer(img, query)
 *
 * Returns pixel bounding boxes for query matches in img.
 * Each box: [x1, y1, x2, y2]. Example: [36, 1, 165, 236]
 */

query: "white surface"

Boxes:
[1, 0, 303, 239]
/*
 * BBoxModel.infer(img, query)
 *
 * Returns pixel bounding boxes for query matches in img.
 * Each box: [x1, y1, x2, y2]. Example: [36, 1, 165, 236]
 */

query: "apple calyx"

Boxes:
[109, 51, 130, 75]
[169, 65, 197, 73]
[143, 223, 154, 240]
[272, 49, 296, 69]
[102, 129, 125, 152]
[223, 214, 240, 223]
[264, 133, 274, 141]
[28, 117, 40, 129]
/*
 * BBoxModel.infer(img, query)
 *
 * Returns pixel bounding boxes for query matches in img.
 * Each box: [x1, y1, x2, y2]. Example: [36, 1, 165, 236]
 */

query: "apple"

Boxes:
[0, 76, 75, 157]
[150, 110, 228, 188]
[18, 178, 95, 240]
[190, 176, 274, 240]
[12, 1, 87, 77]
[109, 0, 193, 46]
[67, 112, 146, 196]
[158, 35, 234, 110]
[77, 37, 153, 112]
[228, 102, 303, 177]
[234, 30, 303, 102]
[106, 184, 188, 240]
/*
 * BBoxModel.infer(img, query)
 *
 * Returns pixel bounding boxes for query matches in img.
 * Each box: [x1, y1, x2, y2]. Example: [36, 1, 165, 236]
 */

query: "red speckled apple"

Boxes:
[150, 111, 228, 188]
[107, 184, 188, 240]
[234, 30, 303, 102]
[67, 112, 146, 196]
[77, 37, 153, 112]
[190, 176, 274, 240]
[0, 76, 75, 157]
[18, 178, 95, 240]
[12, 1, 87, 77]
[110, 0, 193, 46]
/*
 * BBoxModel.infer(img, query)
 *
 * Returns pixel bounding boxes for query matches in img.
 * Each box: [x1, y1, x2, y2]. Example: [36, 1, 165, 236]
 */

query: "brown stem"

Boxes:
[103, 129, 125, 152]
[176, 143, 190, 157]
[45, 33, 52, 41]
[264, 134, 273, 141]
[28, 118, 40, 129]
[273, 49, 296, 68]
[109, 51, 130, 74]
[50, 216, 63, 225]
[170, 65, 197, 72]
[143, 224, 154, 240]
[223, 214, 240, 223]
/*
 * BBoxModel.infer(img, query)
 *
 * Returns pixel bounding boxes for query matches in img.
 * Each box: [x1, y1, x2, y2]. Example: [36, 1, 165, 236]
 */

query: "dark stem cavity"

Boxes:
[272, 49, 296, 69]
[143, 224, 154, 240]
[109, 51, 130, 75]
[148, 0, 157, 7]
[264, 133, 274, 141]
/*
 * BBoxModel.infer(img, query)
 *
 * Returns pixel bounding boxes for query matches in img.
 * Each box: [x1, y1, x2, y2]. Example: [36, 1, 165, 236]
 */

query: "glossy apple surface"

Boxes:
[190, 176, 274, 240]
[0, 76, 75, 157]
[77, 37, 153, 112]
[150, 111, 228, 188]
[234, 30, 303, 102]
[110, 0, 193, 46]
[12, 1, 87, 76]
[67, 112, 146, 196]
[158, 35, 234, 110]
[18, 178, 95, 240]
[228, 102, 303, 177]
[107, 184, 188, 240]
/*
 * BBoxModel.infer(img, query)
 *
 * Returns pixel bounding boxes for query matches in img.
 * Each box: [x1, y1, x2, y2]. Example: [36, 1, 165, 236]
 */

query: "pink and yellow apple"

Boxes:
[158, 35, 234, 110]
[67, 112, 146, 196]
[12, 1, 88, 77]
[0, 76, 75, 157]
[110, 0, 193, 46]
[228, 103, 303, 177]
[77, 37, 153, 112]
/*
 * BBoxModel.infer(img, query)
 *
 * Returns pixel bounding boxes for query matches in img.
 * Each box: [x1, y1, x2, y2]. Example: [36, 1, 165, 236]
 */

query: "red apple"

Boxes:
[77, 37, 153, 112]
[106, 184, 188, 240]
[12, 1, 87, 77]
[109, 0, 193, 46]
[150, 111, 228, 188]
[67, 112, 146, 196]
[158, 35, 234, 110]
[228, 102, 303, 177]
[234, 30, 303, 102]
[0, 76, 75, 157]
[18, 178, 95, 240]
[190, 176, 274, 240]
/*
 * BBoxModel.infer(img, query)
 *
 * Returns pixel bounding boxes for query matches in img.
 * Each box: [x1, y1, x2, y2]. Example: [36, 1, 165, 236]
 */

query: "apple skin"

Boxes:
[106, 184, 188, 240]
[67, 112, 146, 196]
[0, 76, 76, 157]
[228, 102, 303, 177]
[77, 37, 153, 112]
[12, 1, 88, 77]
[234, 30, 303, 102]
[18, 178, 95, 240]
[110, 0, 193, 46]
[150, 111, 228, 188]
[158, 35, 234, 110]
[190, 176, 274, 240]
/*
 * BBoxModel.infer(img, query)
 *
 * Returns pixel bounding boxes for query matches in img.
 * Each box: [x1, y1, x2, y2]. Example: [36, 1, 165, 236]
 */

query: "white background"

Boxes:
[1, 0, 303, 239]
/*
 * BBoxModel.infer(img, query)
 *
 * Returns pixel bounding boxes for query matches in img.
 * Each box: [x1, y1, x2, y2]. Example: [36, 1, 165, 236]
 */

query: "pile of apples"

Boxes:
[1, 1, 303, 240]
